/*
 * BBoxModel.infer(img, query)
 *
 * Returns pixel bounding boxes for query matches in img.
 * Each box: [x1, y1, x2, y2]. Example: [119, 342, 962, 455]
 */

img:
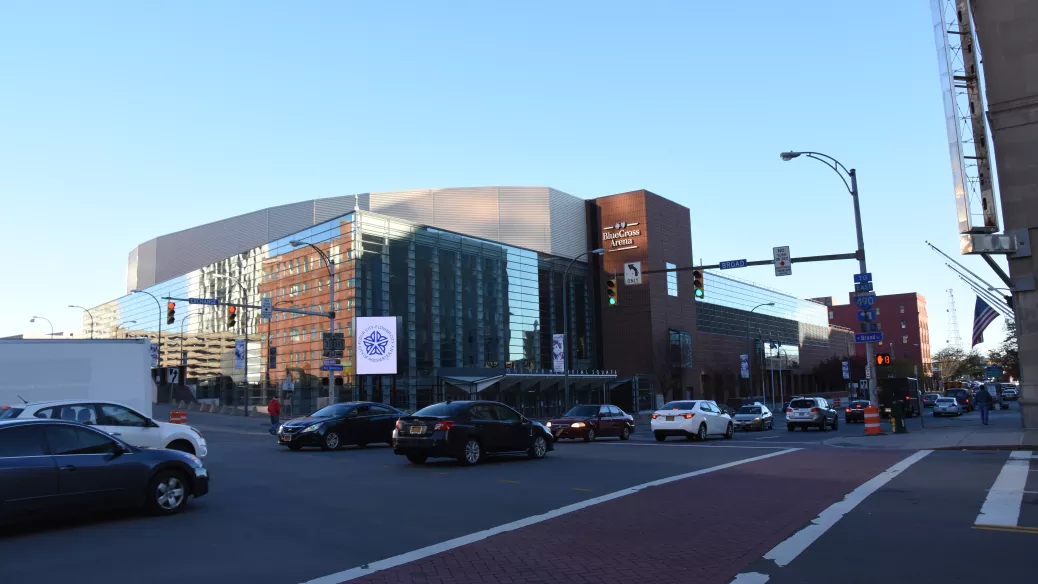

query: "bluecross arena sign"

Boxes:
[602, 221, 642, 250]
[355, 316, 398, 375]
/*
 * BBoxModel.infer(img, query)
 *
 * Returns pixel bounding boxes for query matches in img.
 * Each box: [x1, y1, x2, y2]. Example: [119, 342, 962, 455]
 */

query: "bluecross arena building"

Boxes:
[86, 187, 855, 415]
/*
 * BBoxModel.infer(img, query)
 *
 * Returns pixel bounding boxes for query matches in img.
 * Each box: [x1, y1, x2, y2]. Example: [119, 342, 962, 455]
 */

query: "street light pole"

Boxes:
[208, 274, 249, 415]
[290, 241, 336, 404]
[68, 305, 95, 339]
[781, 151, 876, 405]
[29, 316, 54, 338]
[562, 248, 606, 412]
[745, 302, 775, 398]
[131, 289, 163, 370]
[180, 312, 194, 366]
[115, 320, 136, 336]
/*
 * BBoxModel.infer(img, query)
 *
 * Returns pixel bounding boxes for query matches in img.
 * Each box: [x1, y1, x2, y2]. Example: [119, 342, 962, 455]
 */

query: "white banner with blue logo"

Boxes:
[552, 334, 565, 373]
[356, 316, 398, 375]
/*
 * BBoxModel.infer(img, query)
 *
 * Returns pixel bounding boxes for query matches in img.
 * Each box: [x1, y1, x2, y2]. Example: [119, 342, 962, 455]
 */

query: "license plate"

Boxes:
[409, 426, 424, 435]
[281, 434, 291, 442]
[665, 416, 674, 421]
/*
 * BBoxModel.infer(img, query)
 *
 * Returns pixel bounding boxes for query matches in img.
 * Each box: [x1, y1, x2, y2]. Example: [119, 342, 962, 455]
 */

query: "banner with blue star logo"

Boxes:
[356, 316, 398, 375]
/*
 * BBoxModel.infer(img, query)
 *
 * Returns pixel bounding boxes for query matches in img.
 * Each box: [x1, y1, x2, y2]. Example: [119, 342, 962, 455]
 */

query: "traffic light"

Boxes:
[227, 305, 237, 329]
[606, 277, 618, 306]
[166, 302, 175, 325]
[875, 353, 892, 366]
[268, 346, 277, 368]
[692, 270, 705, 299]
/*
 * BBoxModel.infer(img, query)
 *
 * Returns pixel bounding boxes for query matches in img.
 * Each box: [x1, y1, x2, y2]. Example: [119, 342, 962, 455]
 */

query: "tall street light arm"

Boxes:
[68, 305, 95, 339]
[289, 240, 337, 404]
[780, 151, 853, 195]
[29, 316, 54, 338]
[562, 248, 606, 410]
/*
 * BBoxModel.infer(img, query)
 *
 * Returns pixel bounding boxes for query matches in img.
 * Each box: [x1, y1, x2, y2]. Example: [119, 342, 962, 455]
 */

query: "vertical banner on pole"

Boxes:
[552, 334, 565, 373]
[234, 340, 245, 370]
[841, 361, 850, 380]
[740, 354, 750, 379]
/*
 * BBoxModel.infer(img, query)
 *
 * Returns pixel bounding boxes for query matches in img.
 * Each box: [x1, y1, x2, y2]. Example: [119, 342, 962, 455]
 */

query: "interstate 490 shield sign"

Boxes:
[356, 316, 398, 375]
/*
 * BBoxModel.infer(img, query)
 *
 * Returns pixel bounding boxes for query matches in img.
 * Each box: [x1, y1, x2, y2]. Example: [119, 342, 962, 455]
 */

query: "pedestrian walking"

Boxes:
[974, 386, 992, 425]
[268, 395, 281, 435]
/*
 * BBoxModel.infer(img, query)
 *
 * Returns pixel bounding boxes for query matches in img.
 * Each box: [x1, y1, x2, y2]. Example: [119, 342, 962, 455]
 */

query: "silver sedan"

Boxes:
[932, 397, 962, 417]
[733, 405, 774, 431]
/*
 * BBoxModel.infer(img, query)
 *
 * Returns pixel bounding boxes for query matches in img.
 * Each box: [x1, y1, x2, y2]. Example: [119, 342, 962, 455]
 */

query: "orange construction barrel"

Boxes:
[169, 410, 187, 424]
[863, 405, 882, 436]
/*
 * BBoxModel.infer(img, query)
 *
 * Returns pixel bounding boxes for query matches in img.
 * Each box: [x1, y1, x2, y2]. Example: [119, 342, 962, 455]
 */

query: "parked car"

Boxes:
[1000, 384, 1019, 401]
[943, 388, 974, 412]
[546, 404, 634, 441]
[785, 397, 838, 431]
[4, 400, 207, 457]
[393, 401, 553, 465]
[0, 418, 209, 524]
[932, 397, 962, 417]
[650, 400, 733, 442]
[844, 400, 871, 423]
[922, 393, 941, 408]
[732, 404, 773, 431]
[278, 402, 404, 450]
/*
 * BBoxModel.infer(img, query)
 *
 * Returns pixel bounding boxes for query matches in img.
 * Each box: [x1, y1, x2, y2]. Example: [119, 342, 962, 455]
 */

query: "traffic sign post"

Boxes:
[320, 364, 345, 372]
[857, 309, 876, 322]
[853, 273, 873, 283]
[720, 259, 748, 270]
[773, 246, 792, 276]
[854, 282, 874, 293]
[260, 297, 273, 320]
[624, 262, 642, 285]
[855, 332, 884, 343]
[188, 298, 220, 306]
[854, 293, 876, 309]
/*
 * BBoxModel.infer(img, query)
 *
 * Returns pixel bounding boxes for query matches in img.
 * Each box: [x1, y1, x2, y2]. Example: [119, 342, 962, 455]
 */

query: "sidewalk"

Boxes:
[825, 408, 1038, 450]
[154, 403, 288, 436]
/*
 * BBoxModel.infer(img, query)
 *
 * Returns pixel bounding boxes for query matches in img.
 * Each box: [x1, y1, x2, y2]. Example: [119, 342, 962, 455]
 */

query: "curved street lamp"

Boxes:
[745, 302, 775, 397]
[115, 320, 137, 337]
[29, 316, 54, 338]
[290, 240, 337, 403]
[561, 248, 607, 409]
[780, 150, 877, 404]
[131, 289, 163, 367]
[68, 305, 95, 339]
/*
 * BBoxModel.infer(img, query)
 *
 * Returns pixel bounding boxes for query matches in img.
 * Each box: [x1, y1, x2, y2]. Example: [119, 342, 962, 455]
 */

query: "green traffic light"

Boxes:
[609, 298, 616, 305]
[695, 288, 704, 298]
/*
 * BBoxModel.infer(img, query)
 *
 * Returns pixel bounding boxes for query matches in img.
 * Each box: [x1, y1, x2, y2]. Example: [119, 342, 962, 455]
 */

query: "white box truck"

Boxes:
[0, 338, 156, 417]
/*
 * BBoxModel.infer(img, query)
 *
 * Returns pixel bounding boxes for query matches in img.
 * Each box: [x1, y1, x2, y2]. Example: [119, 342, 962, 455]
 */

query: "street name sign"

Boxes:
[320, 364, 344, 372]
[855, 332, 883, 343]
[260, 297, 273, 320]
[624, 262, 642, 285]
[854, 293, 877, 309]
[188, 298, 220, 306]
[720, 259, 748, 270]
[773, 246, 792, 276]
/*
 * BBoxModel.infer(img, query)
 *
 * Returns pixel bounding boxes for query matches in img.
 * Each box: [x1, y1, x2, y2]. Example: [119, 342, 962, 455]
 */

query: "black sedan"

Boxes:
[393, 400, 554, 465]
[0, 419, 209, 524]
[844, 400, 871, 423]
[278, 402, 404, 450]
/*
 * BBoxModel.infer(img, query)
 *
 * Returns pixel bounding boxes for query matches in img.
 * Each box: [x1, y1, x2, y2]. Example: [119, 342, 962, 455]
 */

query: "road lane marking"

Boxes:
[730, 573, 769, 584]
[973, 524, 1038, 535]
[976, 451, 1032, 527]
[499, 480, 520, 484]
[599, 442, 788, 450]
[729, 449, 932, 582]
[301, 448, 800, 584]
[755, 435, 780, 440]
[572, 488, 593, 492]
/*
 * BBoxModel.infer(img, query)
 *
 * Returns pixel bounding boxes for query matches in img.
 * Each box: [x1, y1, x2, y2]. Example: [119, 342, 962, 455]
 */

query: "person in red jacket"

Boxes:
[268, 396, 282, 435]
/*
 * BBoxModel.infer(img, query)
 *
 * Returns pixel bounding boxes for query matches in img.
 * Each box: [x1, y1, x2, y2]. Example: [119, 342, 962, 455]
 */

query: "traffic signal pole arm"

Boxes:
[161, 297, 335, 319]
[641, 251, 860, 274]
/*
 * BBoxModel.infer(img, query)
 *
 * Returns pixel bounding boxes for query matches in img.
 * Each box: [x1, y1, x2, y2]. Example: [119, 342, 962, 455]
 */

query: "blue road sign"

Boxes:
[855, 332, 883, 343]
[854, 282, 874, 293]
[863, 322, 881, 332]
[857, 310, 876, 322]
[188, 298, 220, 306]
[853, 273, 873, 283]
[719, 259, 748, 270]
[854, 293, 877, 309]
[320, 364, 345, 372]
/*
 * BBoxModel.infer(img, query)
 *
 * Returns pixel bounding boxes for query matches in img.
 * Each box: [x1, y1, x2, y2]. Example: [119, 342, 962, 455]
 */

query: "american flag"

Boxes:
[972, 296, 999, 347]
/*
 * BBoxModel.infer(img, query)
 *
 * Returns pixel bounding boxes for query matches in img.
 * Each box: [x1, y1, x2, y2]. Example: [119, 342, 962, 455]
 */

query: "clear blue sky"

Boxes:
[0, 0, 1010, 354]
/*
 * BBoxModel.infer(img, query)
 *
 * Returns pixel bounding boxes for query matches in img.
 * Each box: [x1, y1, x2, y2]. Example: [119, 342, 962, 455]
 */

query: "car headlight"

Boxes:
[277, 424, 284, 433]
[754, 417, 761, 421]
[571, 422, 585, 428]
[546, 421, 552, 428]
[303, 423, 323, 433]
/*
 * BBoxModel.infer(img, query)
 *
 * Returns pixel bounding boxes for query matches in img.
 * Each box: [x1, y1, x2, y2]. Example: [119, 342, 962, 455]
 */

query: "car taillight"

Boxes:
[396, 420, 404, 430]
[433, 420, 454, 431]
[785, 408, 792, 413]
[683, 413, 694, 419]
[652, 414, 658, 419]
[810, 408, 820, 413]
[846, 408, 850, 412]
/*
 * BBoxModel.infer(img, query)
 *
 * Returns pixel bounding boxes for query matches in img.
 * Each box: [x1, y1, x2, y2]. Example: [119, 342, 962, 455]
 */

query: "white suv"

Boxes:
[2, 400, 207, 458]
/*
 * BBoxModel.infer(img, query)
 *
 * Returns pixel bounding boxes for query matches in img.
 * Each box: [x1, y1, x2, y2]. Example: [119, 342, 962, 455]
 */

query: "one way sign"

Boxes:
[625, 262, 642, 285]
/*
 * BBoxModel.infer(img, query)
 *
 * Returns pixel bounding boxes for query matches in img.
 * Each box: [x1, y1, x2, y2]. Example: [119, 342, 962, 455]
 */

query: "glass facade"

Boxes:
[695, 271, 833, 369]
[87, 210, 594, 411]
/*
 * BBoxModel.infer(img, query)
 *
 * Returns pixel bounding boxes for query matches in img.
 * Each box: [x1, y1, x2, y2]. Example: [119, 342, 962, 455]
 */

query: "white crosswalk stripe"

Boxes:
[975, 451, 1032, 527]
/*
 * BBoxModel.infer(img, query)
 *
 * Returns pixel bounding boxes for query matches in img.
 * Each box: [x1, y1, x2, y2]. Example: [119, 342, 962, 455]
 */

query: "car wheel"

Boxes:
[819, 420, 827, 432]
[287, 443, 302, 450]
[724, 423, 734, 439]
[697, 423, 707, 442]
[459, 439, 481, 466]
[406, 453, 427, 465]
[322, 431, 341, 451]
[584, 427, 596, 442]
[787, 424, 795, 432]
[166, 440, 195, 455]
[528, 436, 548, 459]
[620, 425, 631, 441]
[145, 470, 189, 516]
[654, 432, 666, 442]
[833, 418, 838, 430]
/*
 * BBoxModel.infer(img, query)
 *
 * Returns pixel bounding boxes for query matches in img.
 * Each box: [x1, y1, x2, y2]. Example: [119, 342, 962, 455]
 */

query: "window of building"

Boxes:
[666, 262, 678, 297]
[903, 335, 909, 344]
[291, 329, 299, 342]
[900, 321, 906, 329]
[899, 305, 905, 314]
[829, 311, 834, 320]
[874, 307, 880, 316]
[289, 284, 300, 297]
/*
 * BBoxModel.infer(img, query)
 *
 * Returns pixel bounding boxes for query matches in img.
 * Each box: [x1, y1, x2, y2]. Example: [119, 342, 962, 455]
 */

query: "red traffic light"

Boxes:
[228, 306, 237, 314]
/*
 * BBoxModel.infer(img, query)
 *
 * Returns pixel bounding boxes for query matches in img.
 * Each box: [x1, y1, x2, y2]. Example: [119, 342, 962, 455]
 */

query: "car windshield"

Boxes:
[850, 401, 869, 407]
[738, 406, 762, 414]
[936, 398, 955, 404]
[790, 399, 815, 409]
[311, 405, 353, 418]
[0, 406, 24, 419]
[413, 403, 467, 417]
[660, 401, 696, 411]
[564, 406, 599, 417]
[925, 394, 940, 398]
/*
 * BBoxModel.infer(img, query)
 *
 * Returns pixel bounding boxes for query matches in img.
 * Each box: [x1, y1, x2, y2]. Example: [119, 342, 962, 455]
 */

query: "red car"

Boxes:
[547, 404, 634, 442]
